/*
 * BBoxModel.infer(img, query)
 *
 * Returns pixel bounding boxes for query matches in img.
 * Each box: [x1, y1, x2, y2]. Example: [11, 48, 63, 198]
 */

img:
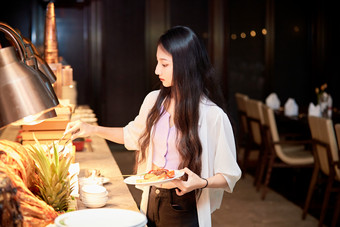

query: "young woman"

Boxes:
[65, 26, 241, 227]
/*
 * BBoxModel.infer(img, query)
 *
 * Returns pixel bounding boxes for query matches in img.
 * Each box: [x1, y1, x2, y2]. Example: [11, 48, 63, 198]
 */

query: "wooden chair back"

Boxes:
[245, 98, 264, 146]
[261, 104, 314, 165]
[261, 104, 285, 160]
[308, 116, 339, 178]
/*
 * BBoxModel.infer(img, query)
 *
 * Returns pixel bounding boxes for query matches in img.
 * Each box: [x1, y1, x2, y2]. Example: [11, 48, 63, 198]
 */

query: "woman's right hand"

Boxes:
[64, 120, 95, 140]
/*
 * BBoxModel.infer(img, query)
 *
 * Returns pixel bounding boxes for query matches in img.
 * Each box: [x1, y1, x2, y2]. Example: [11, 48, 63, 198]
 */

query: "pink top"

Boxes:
[152, 110, 180, 170]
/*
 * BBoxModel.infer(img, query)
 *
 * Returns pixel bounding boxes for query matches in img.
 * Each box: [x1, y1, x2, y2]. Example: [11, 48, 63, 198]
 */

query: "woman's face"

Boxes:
[155, 45, 173, 87]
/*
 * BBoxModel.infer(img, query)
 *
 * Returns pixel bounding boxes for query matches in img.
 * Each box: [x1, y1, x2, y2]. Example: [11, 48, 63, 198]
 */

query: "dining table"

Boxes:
[274, 108, 310, 140]
[274, 106, 340, 140]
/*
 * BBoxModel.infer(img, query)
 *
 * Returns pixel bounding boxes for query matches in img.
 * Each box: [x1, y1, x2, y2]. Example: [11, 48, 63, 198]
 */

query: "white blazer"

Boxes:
[123, 90, 242, 227]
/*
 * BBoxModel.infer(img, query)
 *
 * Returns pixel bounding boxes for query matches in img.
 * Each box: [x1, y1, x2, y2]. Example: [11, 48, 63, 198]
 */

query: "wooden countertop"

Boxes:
[0, 124, 139, 212]
[75, 135, 139, 211]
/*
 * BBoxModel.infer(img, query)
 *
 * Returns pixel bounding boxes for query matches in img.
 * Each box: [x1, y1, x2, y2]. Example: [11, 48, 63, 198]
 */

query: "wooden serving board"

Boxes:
[20, 131, 71, 140]
[21, 118, 70, 131]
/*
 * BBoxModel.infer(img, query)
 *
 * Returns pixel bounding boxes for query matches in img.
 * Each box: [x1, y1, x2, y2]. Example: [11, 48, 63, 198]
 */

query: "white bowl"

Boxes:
[81, 192, 108, 200]
[82, 198, 108, 206]
[81, 194, 108, 203]
[81, 191, 108, 203]
[81, 195, 108, 208]
[83, 201, 107, 208]
[82, 196, 108, 203]
[81, 190, 108, 198]
[81, 185, 107, 195]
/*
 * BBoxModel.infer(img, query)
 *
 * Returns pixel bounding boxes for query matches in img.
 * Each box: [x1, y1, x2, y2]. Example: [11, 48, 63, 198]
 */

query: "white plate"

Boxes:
[82, 201, 107, 208]
[124, 170, 184, 186]
[54, 208, 147, 227]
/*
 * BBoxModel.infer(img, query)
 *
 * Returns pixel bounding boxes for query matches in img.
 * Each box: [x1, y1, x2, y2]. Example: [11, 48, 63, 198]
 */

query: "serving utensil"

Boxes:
[47, 133, 66, 150]
[47, 133, 71, 152]
[59, 137, 71, 153]
[47, 129, 79, 152]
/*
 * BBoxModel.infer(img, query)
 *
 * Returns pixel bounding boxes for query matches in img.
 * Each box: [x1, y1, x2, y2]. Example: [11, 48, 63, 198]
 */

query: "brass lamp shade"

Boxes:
[0, 46, 59, 129]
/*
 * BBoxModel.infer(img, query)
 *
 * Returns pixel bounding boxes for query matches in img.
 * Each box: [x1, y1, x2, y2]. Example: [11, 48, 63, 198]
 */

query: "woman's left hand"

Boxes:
[171, 167, 207, 196]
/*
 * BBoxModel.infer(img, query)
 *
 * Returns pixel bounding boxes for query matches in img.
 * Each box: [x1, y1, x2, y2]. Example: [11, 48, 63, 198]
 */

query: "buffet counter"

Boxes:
[75, 134, 139, 211]
[0, 124, 139, 212]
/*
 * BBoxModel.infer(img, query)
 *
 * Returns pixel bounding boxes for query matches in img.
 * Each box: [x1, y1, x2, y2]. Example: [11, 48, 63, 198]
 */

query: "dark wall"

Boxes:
[170, 0, 209, 47]
[55, 5, 90, 106]
[274, 0, 315, 107]
[0, 1, 32, 38]
[101, 0, 146, 126]
[274, 0, 339, 108]
[1, 0, 338, 129]
[322, 0, 340, 108]
[227, 0, 266, 124]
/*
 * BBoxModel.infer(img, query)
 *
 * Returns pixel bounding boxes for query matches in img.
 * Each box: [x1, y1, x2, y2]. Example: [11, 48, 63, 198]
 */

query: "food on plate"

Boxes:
[136, 168, 175, 183]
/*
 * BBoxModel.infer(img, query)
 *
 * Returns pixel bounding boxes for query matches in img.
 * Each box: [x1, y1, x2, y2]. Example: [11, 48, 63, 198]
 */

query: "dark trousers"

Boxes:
[146, 186, 199, 227]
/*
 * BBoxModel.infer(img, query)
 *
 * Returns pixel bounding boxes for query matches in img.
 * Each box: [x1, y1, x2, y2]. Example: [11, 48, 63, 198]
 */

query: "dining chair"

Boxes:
[260, 104, 314, 200]
[243, 98, 265, 186]
[302, 117, 340, 227]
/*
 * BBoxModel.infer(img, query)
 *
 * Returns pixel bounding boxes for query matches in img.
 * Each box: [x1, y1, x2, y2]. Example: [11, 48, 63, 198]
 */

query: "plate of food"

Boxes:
[124, 168, 184, 186]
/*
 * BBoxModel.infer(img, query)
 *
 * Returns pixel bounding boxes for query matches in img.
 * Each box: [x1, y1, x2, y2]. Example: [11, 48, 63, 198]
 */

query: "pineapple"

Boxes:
[25, 137, 75, 212]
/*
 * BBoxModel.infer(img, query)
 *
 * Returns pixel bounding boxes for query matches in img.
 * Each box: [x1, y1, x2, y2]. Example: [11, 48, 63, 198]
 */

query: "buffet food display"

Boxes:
[0, 106, 103, 226]
[0, 107, 142, 226]
[0, 2, 141, 226]
[0, 139, 66, 226]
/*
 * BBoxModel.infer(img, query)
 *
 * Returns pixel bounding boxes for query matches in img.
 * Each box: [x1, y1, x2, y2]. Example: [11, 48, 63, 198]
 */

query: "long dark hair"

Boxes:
[137, 26, 225, 176]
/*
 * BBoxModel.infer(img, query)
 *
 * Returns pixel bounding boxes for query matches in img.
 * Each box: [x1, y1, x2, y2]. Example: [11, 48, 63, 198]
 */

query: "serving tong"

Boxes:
[48, 128, 80, 152]
[47, 133, 70, 152]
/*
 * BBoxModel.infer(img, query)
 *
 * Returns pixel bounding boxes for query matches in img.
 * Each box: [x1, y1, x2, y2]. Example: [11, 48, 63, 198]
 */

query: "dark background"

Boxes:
[0, 0, 339, 134]
[1, 1, 339, 224]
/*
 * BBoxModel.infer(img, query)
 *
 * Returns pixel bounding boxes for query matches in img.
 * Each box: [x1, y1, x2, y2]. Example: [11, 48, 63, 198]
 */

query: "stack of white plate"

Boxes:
[55, 209, 148, 227]
[81, 185, 108, 208]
